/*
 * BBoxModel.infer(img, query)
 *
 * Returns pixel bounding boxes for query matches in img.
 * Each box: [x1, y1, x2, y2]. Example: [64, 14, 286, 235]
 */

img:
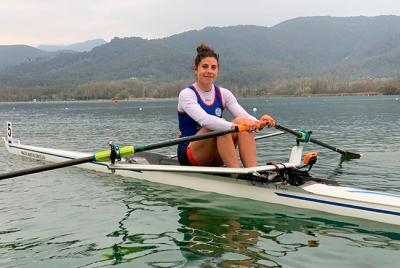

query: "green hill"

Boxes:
[0, 45, 51, 71]
[2, 16, 400, 88]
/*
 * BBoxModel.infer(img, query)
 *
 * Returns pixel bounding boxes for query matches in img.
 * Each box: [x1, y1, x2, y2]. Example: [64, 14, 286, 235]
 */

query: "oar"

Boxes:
[0, 126, 248, 180]
[275, 124, 361, 160]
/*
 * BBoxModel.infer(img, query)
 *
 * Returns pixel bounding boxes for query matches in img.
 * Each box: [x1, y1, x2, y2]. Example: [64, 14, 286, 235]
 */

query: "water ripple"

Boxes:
[0, 97, 399, 267]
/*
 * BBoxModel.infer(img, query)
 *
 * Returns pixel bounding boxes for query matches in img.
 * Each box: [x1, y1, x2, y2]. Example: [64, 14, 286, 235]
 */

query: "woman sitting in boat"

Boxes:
[177, 44, 275, 168]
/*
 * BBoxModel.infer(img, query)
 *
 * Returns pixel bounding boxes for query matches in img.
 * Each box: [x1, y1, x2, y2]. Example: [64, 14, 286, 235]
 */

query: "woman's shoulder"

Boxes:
[217, 86, 235, 97]
[178, 86, 197, 99]
[179, 86, 196, 94]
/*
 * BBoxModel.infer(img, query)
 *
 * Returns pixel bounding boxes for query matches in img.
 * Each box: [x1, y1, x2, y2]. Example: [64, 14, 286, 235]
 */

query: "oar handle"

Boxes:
[275, 124, 346, 154]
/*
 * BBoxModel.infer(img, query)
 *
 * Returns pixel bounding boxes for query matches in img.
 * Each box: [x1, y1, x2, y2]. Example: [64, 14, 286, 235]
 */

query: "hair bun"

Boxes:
[193, 43, 219, 67]
[196, 44, 214, 54]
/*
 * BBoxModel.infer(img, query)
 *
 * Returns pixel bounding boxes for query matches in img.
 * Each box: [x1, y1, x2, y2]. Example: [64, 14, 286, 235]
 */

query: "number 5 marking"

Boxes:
[6, 122, 12, 140]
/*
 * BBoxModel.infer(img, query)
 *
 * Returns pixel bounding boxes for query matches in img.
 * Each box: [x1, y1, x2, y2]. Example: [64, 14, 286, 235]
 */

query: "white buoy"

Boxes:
[65, 107, 69, 110]
[139, 107, 143, 111]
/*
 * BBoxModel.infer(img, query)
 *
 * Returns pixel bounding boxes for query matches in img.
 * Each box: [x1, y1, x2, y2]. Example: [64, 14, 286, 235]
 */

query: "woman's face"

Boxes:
[194, 57, 219, 87]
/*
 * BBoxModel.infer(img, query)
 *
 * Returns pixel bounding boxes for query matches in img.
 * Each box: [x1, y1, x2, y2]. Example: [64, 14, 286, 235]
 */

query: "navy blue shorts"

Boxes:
[177, 142, 198, 166]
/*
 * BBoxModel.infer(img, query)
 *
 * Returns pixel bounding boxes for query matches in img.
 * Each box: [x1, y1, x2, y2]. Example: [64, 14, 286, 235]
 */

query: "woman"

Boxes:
[177, 44, 275, 168]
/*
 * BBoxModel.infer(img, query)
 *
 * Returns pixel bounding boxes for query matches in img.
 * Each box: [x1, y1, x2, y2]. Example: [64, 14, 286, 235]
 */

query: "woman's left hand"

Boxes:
[258, 114, 276, 130]
[233, 116, 259, 132]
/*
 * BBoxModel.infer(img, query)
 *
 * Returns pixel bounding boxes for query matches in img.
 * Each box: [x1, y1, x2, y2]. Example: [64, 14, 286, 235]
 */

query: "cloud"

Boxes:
[1, 0, 399, 46]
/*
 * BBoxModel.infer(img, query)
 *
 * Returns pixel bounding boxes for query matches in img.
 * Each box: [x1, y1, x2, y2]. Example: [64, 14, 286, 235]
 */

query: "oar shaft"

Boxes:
[134, 127, 242, 152]
[1, 126, 245, 180]
[0, 156, 93, 181]
[309, 138, 345, 154]
[275, 124, 346, 154]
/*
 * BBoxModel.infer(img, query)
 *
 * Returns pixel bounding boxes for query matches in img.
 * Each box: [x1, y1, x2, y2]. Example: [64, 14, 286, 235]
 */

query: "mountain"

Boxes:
[37, 38, 107, 52]
[0, 45, 51, 71]
[1, 16, 400, 88]
[271, 16, 400, 79]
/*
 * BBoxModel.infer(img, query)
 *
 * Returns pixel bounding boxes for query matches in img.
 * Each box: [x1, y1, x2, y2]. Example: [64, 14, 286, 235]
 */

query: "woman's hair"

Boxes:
[194, 44, 219, 67]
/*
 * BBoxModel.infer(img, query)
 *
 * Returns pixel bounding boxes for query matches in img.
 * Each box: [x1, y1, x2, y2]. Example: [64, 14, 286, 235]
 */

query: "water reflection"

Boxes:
[99, 180, 400, 267]
[176, 207, 281, 267]
[1, 98, 399, 267]
[175, 206, 400, 267]
[103, 200, 159, 265]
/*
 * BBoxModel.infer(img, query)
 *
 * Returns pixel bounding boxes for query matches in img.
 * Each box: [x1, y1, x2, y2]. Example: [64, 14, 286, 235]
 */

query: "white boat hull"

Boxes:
[3, 138, 400, 226]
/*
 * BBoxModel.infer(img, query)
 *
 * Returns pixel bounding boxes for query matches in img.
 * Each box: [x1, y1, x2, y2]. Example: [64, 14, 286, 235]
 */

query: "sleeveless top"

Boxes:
[178, 84, 224, 137]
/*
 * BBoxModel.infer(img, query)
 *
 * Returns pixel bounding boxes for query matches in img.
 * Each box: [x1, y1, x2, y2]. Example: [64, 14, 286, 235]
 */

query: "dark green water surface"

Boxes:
[0, 96, 399, 267]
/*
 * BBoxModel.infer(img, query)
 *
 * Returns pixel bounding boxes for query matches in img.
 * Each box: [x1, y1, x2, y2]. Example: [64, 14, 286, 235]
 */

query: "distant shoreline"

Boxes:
[1, 75, 399, 102]
[1, 92, 399, 104]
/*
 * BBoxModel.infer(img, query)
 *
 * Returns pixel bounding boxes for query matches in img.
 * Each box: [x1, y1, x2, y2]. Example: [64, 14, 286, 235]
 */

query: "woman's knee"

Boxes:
[238, 131, 254, 139]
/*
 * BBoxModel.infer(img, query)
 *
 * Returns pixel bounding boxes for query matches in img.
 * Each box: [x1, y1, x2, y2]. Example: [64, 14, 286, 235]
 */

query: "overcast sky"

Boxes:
[1, 0, 399, 46]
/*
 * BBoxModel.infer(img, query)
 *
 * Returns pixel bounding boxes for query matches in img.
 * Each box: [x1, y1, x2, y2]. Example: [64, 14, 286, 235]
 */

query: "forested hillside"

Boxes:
[1, 16, 400, 100]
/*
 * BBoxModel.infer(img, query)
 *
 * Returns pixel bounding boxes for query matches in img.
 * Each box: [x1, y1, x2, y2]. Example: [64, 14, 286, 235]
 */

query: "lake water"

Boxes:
[0, 96, 399, 267]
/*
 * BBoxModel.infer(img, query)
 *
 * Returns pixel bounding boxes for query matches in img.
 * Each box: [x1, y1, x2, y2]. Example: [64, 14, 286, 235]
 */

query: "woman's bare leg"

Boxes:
[187, 129, 218, 166]
[189, 128, 240, 168]
[237, 132, 257, 167]
[216, 134, 240, 168]
[231, 116, 258, 167]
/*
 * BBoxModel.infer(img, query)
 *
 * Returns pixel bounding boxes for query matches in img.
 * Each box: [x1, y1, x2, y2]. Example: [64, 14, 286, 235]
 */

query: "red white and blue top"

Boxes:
[177, 83, 256, 137]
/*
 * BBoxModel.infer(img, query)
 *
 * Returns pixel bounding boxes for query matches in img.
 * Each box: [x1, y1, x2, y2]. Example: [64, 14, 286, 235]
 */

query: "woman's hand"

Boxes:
[233, 116, 260, 132]
[258, 114, 276, 130]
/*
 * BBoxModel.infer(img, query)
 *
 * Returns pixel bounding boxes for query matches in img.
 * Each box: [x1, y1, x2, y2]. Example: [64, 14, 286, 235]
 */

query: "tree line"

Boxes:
[0, 77, 399, 102]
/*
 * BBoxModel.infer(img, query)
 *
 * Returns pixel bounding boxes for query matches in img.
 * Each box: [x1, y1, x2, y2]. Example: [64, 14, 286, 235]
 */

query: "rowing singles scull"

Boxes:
[2, 122, 400, 226]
